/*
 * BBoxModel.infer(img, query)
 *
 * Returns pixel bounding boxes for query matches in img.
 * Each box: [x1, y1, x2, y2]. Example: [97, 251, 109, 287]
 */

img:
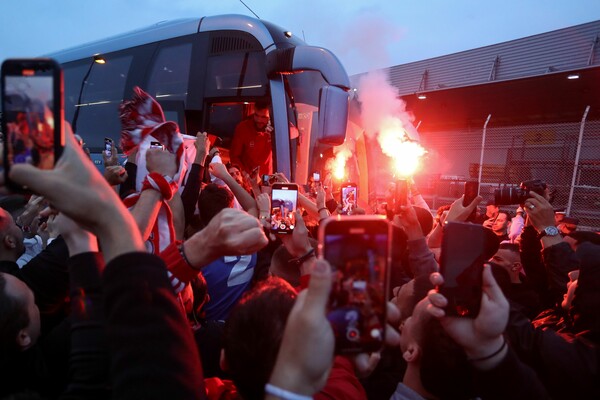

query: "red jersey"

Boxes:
[230, 118, 272, 175]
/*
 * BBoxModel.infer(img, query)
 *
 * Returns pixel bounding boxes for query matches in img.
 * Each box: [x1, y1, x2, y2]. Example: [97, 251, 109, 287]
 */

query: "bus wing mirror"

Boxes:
[318, 85, 349, 146]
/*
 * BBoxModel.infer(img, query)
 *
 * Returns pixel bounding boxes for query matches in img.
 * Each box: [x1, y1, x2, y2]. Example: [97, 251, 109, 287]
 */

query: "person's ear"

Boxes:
[402, 342, 421, 363]
[220, 348, 229, 372]
[3, 234, 17, 249]
[511, 262, 522, 272]
[16, 329, 32, 350]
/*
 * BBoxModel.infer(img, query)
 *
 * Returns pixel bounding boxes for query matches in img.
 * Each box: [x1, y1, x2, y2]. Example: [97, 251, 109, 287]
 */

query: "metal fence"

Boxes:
[416, 108, 600, 230]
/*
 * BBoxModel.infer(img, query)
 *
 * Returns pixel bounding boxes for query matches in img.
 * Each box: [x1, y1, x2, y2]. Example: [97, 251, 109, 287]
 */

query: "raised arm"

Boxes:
[209, 162, 258, 217]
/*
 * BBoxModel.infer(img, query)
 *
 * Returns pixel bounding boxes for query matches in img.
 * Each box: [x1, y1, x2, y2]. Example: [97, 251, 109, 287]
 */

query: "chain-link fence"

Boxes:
[415, 109, 600, 230]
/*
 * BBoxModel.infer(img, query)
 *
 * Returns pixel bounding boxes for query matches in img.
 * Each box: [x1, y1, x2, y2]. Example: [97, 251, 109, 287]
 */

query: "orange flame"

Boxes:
[332, 146, 352, 181]
[378, 117, 426, 177]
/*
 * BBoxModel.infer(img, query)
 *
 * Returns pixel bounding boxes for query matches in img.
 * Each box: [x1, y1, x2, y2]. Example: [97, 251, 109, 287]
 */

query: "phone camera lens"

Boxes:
[346, 327, 360, 342]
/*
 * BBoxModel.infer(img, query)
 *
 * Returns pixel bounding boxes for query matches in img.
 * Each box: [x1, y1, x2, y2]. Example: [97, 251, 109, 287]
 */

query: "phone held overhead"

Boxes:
[439, 222, 499, 317]
[270, 183, 298, 234]
[319, 215, 391, 354]
[104, 137, 114, 157]
[340, 182, 358, 215]
[1, 58, 64, 191]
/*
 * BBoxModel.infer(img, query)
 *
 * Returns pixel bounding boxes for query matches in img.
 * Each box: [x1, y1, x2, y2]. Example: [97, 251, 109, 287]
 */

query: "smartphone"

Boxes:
[319, 215, 390, 354]
[439, 222, 497, 317]
[270, 183, 298, 234]
[463, 180, 479, 221]
[262, 174, 271, 186]
[313, 172, 320, 182]
[104, 137, 113, 157]
[150, 141, 165, 150]
[1, 58, 64, 190]
[463, 180, 479, 206]
[340, 182, 358, 215]
[394, 179, 409, 213]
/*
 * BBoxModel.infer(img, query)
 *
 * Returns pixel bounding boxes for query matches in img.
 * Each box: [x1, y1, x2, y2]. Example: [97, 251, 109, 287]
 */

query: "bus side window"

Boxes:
[146, 42, 192, 103]
[65, 54, 132, 150]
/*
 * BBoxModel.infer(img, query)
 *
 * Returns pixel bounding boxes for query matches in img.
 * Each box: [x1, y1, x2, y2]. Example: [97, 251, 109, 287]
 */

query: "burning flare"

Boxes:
[378, 117, 426, 177]
[326, 145, 353, 181]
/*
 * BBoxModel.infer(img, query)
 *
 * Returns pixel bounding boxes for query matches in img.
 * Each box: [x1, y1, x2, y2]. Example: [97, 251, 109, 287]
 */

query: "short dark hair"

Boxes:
[499, 242, 520, 253]
[420, 318, 475, 399]
[0, 273, 30, 357]
[254, 100, 270, 111]
[223, 277, 296, 400]
[197, 183, 234, 227]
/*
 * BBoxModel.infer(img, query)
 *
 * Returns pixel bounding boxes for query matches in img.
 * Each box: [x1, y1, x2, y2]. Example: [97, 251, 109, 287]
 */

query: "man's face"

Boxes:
[253, 108, 270, 132]
[2, 272, 41, 349]
[492, 212, 509, 234]
[489, 248, 519, 273]
[562, 270, 579, 310]
[1, 209, 25, 257]
[228, 167, 243, 185]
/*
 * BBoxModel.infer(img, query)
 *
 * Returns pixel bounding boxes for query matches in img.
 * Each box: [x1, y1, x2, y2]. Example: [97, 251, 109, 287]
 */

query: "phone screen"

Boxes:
[270, 183, 298, 234]
[2, 59, 63, 182]
[104, 137, 113, 157]
[439, 222, 490, 317]
[320, 216, 390, 354]
[341, 183, 357, 215]
[150, 141, 165, 150]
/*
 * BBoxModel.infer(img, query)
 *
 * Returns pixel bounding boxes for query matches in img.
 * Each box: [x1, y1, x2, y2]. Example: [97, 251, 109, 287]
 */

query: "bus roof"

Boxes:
[46, 14, 285, 64]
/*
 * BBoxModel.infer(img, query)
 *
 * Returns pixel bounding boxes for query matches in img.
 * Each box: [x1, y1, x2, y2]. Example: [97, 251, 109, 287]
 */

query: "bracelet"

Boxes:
[264, 383, 312, 400]
[179, 243, 193, 268]
[288, 247, 316, 267]
[317, 207, 329, 214]
[468, 338, 507, 362]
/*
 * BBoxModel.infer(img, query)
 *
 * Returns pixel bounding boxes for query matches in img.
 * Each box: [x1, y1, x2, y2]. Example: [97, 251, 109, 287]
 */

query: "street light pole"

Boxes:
[71, 54, 105, 133]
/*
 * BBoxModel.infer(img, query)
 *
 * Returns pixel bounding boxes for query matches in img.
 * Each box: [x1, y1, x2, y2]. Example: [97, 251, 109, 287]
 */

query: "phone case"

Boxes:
[319, 215, 391, 354]
[2, 58, 64, 191]
[340, 183, 357, 215]
[439, 222, 491, 317]
[270, 183, 298, 234]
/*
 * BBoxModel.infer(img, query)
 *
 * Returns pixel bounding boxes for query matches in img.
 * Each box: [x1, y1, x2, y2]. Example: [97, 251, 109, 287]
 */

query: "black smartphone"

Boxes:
[150, 141, 165, 150]
[262, 174, 271, 186]
[394, 179, 408, 213]
[463, 180, 479, 206]
[1, 58, 64, 190]
[313, 172, 320, 182]
[104, 137, 113, 157]
[270, 183, 298, 234]
[463, 180, 479, 221]
[439, 222, 497, 317]
[319, 215, 390, 354]
[340, 182, 358, 215]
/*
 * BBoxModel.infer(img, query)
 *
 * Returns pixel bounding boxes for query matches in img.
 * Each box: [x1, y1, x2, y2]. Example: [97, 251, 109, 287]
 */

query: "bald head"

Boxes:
[0, 207, 25, 260]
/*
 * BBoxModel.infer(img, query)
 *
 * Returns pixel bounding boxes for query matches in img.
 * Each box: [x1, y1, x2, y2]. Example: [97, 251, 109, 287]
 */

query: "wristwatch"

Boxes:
[537, 226, 560, 240]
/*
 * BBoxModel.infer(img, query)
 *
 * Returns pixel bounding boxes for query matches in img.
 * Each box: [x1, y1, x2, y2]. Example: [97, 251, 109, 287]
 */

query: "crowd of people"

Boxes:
[0, 88, 599, 400]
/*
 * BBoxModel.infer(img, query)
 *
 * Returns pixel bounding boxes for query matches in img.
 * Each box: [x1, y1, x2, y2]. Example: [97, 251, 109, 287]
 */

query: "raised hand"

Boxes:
[146, 148, 177, 178]
[8, 122, 144, 262]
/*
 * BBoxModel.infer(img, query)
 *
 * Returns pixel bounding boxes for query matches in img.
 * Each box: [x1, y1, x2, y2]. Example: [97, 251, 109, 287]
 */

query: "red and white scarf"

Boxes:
[119, 87, 185, 254]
